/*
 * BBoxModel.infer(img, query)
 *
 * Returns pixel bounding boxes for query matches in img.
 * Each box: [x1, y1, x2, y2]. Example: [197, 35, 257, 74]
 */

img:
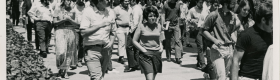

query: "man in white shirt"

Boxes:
[28, 0, 53, 58]
[80, 0, 116, 80]
[113, 0, 132, 65]
[122, 0, 145, 72]
[186, 0, 206, 69]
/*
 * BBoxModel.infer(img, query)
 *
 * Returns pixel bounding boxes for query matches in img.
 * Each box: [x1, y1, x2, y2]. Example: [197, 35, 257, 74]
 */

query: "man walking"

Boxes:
[22, 0, 34, 42]
[113, 0, 132, 66]
[231, 1, 273, 80]
[11, 0, 20, 26]
[162, 0, 182, 64]
[202, 0, 239, 79]
[80, 0, 116, 80]
[28, 0, 53, 58]
[186, 0, 206, 69]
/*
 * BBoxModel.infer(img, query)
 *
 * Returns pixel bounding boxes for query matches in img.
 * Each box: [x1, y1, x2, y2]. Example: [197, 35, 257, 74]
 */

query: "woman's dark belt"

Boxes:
[118, 25, 130, 28]
[35, 20, 51, 22]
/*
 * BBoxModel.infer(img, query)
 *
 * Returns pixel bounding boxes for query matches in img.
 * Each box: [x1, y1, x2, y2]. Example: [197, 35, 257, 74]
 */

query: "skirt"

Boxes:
[139, 50, 162, 74]
[55, 29, 79, 69]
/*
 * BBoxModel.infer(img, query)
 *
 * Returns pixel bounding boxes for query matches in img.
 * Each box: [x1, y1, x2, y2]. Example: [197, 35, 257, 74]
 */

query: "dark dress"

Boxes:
[137, 23, 164, 74]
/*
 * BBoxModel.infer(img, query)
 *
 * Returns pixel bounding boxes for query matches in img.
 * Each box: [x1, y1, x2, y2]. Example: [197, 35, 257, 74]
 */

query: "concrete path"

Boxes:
[13, 25, 206, 80]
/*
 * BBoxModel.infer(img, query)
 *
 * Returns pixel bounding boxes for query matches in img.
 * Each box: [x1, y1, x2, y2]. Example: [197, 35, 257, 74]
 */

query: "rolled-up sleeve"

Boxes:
[27, 5, 38, 19]
[202, 12, 217, 32]
[80, 9, 90, 29]
[109, 9, 117, 32]
[132, 7, 141, 29]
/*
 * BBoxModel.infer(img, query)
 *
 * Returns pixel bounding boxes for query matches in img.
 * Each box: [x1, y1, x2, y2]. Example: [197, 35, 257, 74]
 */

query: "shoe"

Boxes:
[124, 68, 137, 72]
[197, 63, 206, 70]
[56, 69, 63, 77]
[70, 65, 77, 70]
[108, 69, 120, 74]
[39, 51, 47, 58]
[186, 44, 193, 48]
[118, 57, 125, 64]
[166, 58, 171, 62]
[176, 58, 182, 64]
[61, 69, 69, 79]
[77, 62, 83, 67]
[91, 78, 96, 80]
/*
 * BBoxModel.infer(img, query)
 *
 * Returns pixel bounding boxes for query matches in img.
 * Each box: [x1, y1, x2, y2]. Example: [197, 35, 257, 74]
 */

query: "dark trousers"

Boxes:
[78, 33, 84, 62]
[107, 49, 113, 71]
[126, 30, 139, 68]
[26, 17, 33, 41]
[35, 21, 52, 52]
[180, 20, 187, 46]
[195, 29, 206, 64]
[34, 22, 40, 50]
[12, 10, 20, 25]
[164, 25, 183, 58]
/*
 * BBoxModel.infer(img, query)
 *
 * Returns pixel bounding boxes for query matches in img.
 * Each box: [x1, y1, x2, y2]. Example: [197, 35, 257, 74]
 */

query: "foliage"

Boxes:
[6, 19, 61, 80]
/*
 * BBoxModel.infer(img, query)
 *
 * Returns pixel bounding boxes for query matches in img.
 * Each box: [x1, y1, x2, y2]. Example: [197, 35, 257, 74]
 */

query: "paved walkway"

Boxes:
[13, 26, 205, 80]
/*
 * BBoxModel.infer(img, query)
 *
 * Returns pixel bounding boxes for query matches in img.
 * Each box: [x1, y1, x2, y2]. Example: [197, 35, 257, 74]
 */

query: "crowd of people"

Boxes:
[6, 0, 273, 80]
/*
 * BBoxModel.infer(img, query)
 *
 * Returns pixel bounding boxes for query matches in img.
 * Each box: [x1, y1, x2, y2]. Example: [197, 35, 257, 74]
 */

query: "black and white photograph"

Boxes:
[3, 0, 279, 80]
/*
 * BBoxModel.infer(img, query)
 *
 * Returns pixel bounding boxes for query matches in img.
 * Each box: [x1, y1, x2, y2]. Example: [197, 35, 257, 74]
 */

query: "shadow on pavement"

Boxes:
[190, 78, 205, 80]
[180, 64, 200, 70]
[53, 72, 76, 77]
[79, 70, 89, 75]
[189, 55, 198, 57]
[183, 47, 197, 53]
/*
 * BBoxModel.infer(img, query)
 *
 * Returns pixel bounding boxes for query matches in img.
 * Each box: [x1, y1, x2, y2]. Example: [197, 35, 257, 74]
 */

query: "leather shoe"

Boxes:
[118, 57, 125, 64]
[40, 51, 47, 58]
[176, 58, 182, 64]
[186, 44, 193, 48]
[166, 58, 171, 62]
[124, 68, 137, 72]
[197, 63, 206, 70]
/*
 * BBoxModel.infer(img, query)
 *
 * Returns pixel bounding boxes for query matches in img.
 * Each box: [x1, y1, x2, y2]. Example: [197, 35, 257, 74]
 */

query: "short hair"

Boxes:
[143, 6, 159, 21]
[181, 0, 190, 3]
[219, 0, 231, 6]
[120, 0, 130, 3]
[195, 0, 205, 2]
[132, 0, 144, 4]
[210, 0, 219, 4]
[254, 1, 272, 24]
[90, 0, 106, 6]
[76, 0, 85, 6]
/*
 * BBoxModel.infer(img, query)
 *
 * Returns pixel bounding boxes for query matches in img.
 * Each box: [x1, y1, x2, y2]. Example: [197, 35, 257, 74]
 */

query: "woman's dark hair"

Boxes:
[143, 6, 159, 21]
[90, 0, 106, 6]
[219, 0, 231, 6]
[210, 0, 219, 4]
[235, 0, 251, 25]
[76, 0, 85, 6]
[254, 1, 272, 25]
[181, 0, 189, 3]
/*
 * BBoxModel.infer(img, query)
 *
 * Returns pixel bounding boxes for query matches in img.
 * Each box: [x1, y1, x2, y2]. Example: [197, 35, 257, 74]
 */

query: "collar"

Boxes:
[195, 6, 202, 11]
[120, 4, 130, 11]
[136, 4, 144, 10]
[218, 8, 232, 16]
[91, 6, 108, 14]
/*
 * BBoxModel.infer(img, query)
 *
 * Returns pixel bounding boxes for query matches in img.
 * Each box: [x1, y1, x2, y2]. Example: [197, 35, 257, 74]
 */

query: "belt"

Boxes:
[239, 76, 261, 80]
[221, 43, 234, 46]
[118, 25, 130, 27]
[35, 20, 51, 22]
[92, 44, 105, 47]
